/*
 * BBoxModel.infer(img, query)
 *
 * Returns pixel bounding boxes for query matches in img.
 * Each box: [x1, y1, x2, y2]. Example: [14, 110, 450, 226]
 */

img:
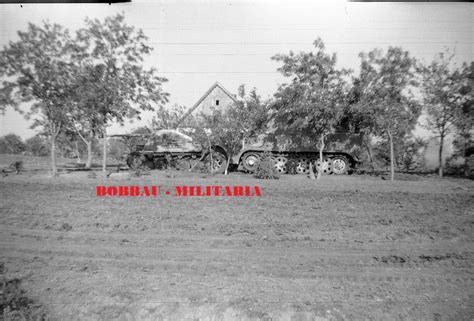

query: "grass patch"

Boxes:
[1, 264, 48, 320]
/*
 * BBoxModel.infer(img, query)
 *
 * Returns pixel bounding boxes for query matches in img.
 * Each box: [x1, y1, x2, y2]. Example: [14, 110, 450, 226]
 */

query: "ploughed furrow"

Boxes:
[4, 249, 473, 287]
[1, 230, 472, 282]
[1, 239, 472, 271]
[2, 233, 472, 321]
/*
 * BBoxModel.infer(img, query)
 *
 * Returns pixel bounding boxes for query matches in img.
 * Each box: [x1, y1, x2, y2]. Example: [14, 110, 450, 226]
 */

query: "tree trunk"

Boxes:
[76, 132, 93, 170]
[50, 133, 58, 178]
[85, 140, 93, 169]
[74, 141, 82, 164]
[387, 130, 395, 181]
[224, 153, 231, 175]
[207, 135, 213, 174]
[308, 161, 316, 180]
[316, 134, 325, 180]
[438, 132, 444, 177]
[363, 135, 376, 173]
[464, 138, 470, 177]
[102, 126, 107, 178]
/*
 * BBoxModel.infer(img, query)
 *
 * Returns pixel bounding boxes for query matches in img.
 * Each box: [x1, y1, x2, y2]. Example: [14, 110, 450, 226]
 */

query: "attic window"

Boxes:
[215, 100, 219, 106]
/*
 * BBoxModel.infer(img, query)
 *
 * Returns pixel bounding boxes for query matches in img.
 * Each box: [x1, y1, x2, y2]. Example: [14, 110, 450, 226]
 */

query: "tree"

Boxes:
[196, 108, 245, 173]
[398, 136, 427, 172]
[66, 64, 106, 169]
[271, 38, 349, 179]
[72, 13, 169, 176]
[348, 77, 379, 172]
[420, 51, 465, 177]
[55, 128, 85, 160]
[25, 134, 49, 157]
[451, 62, 473, 176]
[230, 85, 269, 148]
[152, 104, 187, 130]
[0, 22, 77, 176]
[374, 134, 427, 172]
[353, 47, 421, 180]
[0, 134, 25, 154]
[190, 85, 269, 173]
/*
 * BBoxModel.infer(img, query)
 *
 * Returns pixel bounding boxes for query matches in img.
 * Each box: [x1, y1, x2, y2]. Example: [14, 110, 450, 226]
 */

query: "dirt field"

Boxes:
[0, 169, 473, 320]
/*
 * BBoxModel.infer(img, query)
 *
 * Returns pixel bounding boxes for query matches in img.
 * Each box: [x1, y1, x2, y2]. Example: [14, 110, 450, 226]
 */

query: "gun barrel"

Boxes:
[108, 134, 154, 138]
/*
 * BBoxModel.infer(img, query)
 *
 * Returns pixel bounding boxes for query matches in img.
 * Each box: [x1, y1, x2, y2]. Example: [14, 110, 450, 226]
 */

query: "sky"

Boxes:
[0, 0, 472, 139]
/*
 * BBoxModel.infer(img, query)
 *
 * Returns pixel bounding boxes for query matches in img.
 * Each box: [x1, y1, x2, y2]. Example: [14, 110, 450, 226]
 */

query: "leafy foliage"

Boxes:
[271, 38, 349, 144]
[419, 51, 466, 176]
[285, 158, 299, 175]
[72, 13, 169, 174]
[420, 52, 460, 135]
[24, 135, 49, 157]
[74, 14, 169, 123]
[352, 47, 421, 180]
[108, 138, 129, 162]
[128, 156, 150, 177]
[0, 262, 47, 320]
[231, 85, 269, 144]
[0, 14, 169, 176]
[451, 62, 473, 176]
[190, 85, 269, 164]
[9, 161, 24, 174]
[375, 135, 427, 172]
[253, 151, 279, 179]
[271, 38, 350, 179]
[0, 134, 26, 154]
[0, 22, 77, 175]
[152, 104, 187, 130]
[0, 279, 48, 320]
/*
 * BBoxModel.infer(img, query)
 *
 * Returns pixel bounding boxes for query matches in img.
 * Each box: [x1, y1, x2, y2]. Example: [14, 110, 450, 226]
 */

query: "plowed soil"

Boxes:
[1, 171, 473, 320]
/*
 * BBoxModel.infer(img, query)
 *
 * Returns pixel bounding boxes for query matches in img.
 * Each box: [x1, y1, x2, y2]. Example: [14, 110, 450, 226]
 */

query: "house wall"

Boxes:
[195, 86, 235, 116]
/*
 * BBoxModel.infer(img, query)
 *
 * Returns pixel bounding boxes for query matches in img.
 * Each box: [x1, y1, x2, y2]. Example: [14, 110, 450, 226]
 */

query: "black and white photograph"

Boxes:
[0, 0, 472, 319]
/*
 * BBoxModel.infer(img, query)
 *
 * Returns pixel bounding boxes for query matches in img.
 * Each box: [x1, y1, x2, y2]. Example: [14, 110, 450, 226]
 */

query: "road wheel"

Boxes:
[126, 154, 135, 168]
[127, 154, 155, 170]
[204, 151, 227, 174]
[331, 155, 349, 175]
[142, 158, 155, 170]
[314, 157, 333, 175]
[175, 157, 191, 171]
[296, 157, 310, 174]
[272, 155, 288, 174]
[126, 154, 144, 169]
[241, 152, 261, 172]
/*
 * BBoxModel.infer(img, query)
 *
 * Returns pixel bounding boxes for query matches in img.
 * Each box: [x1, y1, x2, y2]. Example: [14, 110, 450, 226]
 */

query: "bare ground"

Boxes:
[0, 170, 473, 320]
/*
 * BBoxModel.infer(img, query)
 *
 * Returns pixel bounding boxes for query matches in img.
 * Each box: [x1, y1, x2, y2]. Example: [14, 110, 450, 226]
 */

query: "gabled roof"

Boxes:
[175, 82, 237, 128]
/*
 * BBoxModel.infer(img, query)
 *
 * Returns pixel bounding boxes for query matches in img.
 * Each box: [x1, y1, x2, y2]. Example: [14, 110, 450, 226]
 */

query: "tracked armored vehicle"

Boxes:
[112, 129, 228, 174]
[113, 129, 360, 175]
[234, 132, 362, 175]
